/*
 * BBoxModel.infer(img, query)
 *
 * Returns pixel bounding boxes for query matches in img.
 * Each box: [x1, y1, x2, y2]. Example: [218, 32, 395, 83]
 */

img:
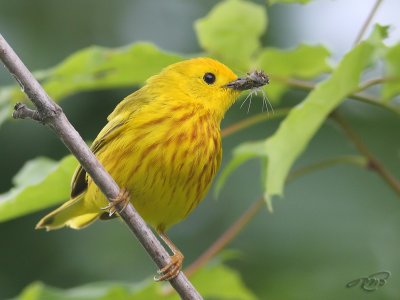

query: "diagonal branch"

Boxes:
[331, 111, 400, 197]
[0, 33, 202, 300]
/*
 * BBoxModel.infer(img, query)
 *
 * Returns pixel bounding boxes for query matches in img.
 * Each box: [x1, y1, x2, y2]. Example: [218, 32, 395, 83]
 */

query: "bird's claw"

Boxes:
[154, 251, 184, 281]
[101, 188, 130, 216]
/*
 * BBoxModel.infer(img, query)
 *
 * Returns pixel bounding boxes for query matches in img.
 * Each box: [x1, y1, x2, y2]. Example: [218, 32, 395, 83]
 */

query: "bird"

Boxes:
[36, 57, 269, 280]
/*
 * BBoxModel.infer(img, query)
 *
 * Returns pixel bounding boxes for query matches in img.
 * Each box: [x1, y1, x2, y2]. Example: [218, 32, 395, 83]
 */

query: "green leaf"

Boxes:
[192, 264, 256, 300]
[383, 43, 400, 101]
[45, 43, 182, 101]
[0, 42, 182, 127]
[268, 0, 311, 4]
[14, 264, 255, 300]
[0, 155, 77, 222]
[265, 28, 386, 196]
[218, 25, 387, 203]
[262, 26, 386, 197]
[215, 141, 267, 198]
[195, 0, 267, 70]
[15, 281, 158, 300]
[258, 44, 331, 102]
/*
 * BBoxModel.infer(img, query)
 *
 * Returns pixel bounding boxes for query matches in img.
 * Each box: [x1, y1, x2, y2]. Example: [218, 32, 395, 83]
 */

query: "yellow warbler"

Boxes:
[36, 58, 269, 280]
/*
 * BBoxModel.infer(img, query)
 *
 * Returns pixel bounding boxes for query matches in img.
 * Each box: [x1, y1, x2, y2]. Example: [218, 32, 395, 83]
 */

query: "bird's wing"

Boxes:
[107, 88, 151, 121]
[70, 118, 126, 198]
[70, 88, 151, 198]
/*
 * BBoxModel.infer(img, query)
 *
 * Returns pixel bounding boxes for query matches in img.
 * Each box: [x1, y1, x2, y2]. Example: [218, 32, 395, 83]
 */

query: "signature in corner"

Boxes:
[346, 271, 391, 292]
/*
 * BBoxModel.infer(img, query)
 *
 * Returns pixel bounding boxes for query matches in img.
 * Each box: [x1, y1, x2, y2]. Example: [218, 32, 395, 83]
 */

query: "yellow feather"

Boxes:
[37, 57, 241, 232]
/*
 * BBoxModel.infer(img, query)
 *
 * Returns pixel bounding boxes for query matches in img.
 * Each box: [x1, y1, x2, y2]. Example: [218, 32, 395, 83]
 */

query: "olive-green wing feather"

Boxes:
[70, 88, 151, 198]
[70, 119, 126, 197]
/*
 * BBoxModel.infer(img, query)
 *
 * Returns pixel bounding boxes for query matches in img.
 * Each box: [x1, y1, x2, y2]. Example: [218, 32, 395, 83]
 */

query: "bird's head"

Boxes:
[147, 57, 268, 120]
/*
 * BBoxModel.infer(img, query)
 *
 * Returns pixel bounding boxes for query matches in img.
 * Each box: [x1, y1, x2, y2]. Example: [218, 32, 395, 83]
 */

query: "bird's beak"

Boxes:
[224, 70, 269, 91]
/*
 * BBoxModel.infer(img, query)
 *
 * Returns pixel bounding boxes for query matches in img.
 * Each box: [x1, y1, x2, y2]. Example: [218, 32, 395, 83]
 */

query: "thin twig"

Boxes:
[272, 76, 400, 117]
[185, 197, 265, 278]
[12, 103, 43, 122]
[0, 34, 202, 300]
[356, 77, 396, 92]
[331, 111, 400, 197]
[271, 76, 315, 91]
[353, 0, 384, 46]
[287, 155, 368, 181]
[332, 0, 400, 196]
[349, 92, 400, 116]
[221, 108, 290, 138]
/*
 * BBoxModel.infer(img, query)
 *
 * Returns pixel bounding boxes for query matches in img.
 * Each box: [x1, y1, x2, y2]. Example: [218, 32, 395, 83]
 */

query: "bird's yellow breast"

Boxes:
[85, 100, 222, 230]
[35, 57, 267, 233]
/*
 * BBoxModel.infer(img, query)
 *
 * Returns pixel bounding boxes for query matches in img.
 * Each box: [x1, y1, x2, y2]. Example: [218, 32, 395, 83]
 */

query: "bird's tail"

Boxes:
[36, 194, 100, 231]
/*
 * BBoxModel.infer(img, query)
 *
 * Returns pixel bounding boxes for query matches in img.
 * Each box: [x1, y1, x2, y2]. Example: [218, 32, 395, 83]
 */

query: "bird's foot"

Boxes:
[154, 251, 184, 281]
[101, 188, 130, 216]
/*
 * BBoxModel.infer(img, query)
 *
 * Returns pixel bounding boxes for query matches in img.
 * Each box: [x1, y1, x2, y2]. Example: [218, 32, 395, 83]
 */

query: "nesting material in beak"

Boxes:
[225, 70, 269, 91]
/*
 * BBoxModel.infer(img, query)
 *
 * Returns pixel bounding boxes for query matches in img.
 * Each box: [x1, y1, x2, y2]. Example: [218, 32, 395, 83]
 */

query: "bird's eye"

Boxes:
[203, 72, 216, 85]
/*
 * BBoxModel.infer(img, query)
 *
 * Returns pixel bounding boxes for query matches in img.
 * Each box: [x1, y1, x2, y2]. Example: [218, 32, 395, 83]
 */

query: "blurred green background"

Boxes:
[1, 0, 400, 299]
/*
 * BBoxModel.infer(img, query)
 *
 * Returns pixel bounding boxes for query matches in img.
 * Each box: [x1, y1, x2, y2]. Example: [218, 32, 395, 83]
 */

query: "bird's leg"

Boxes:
[101, 188, 130, 216]
[154, 231, 184, 281]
